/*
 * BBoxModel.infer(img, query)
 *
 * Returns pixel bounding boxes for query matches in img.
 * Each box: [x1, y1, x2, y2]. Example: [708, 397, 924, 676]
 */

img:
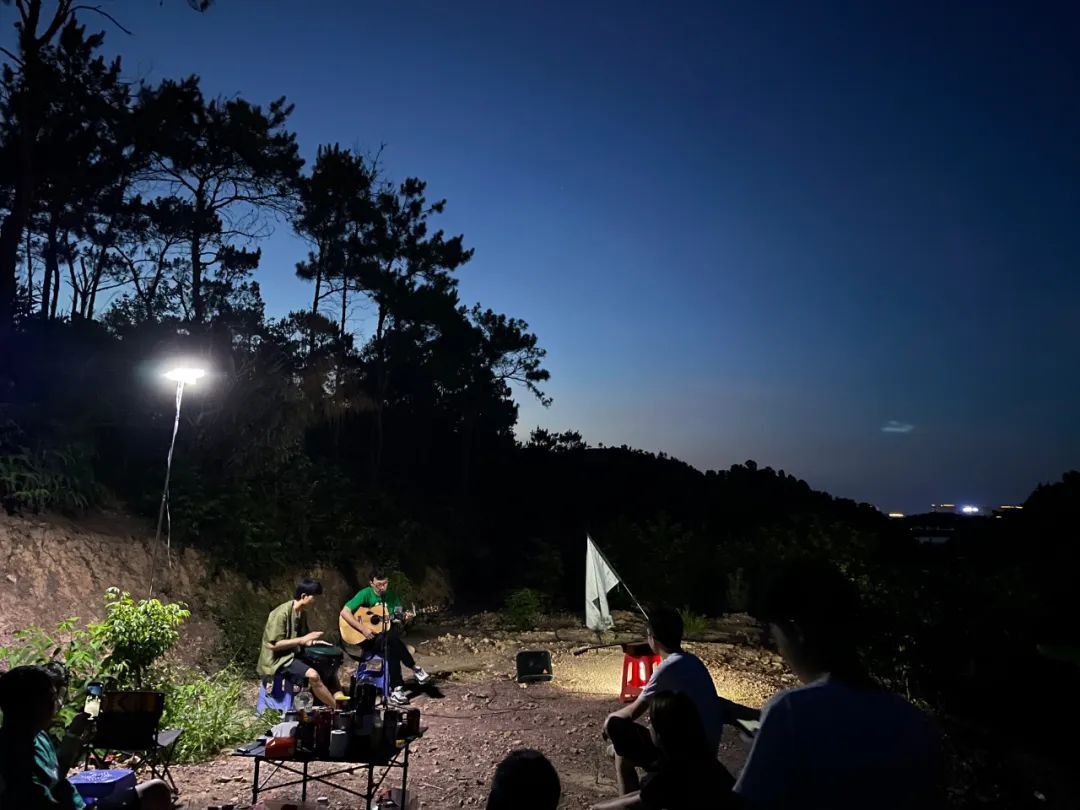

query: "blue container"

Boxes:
[257, 673, 295, 715]
[69, 768, 136, 805]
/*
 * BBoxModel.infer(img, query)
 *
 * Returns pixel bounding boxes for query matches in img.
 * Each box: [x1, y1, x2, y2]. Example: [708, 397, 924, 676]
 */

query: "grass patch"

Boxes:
[679, 606, 710, 639]
[160, 666, 268, 763]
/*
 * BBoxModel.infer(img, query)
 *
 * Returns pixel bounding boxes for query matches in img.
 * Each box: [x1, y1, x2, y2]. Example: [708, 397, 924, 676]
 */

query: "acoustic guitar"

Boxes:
[338, 604, 439, 646]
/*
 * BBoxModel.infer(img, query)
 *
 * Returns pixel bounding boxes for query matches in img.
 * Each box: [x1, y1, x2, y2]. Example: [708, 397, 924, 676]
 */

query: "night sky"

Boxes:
[95, 1, 1080, 512]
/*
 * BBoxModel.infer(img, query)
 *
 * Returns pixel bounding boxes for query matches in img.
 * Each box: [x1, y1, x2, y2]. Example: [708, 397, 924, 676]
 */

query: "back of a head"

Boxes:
[757, 559, 864, 678]
[650, 690, 710, 760]
[0, 665, 54, 725]
[294, 578, 323, 600]
[647, 605, 684, 651]
[486, 749, 560, 810]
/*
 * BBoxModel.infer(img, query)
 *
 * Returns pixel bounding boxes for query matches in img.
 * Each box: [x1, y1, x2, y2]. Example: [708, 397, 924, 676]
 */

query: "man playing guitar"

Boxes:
[339, 568, 431, 705]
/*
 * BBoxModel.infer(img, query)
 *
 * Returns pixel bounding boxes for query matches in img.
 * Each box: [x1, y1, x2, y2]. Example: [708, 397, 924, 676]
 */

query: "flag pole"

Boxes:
[588, 534, 650, 623]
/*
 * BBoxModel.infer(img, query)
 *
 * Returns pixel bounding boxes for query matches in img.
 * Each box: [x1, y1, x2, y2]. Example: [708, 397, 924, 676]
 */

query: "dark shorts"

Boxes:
[607, 716, 661, 770]
[284, 656, 339, 691]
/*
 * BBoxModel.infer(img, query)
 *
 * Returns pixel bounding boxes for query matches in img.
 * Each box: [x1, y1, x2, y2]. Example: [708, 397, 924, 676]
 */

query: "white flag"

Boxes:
[585, 534, 620, 632]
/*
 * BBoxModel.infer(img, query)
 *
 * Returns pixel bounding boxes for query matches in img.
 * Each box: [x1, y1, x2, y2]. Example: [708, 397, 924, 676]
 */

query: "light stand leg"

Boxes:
[149, 380, 184, 597]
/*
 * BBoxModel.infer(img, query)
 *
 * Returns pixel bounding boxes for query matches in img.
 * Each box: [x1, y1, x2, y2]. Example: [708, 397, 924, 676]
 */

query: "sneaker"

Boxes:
[390, 686, 410, 705]
[413, 666, 431, 685]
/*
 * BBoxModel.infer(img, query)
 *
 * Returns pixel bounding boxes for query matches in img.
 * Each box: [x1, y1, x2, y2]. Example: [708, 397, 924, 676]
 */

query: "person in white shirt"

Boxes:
[734, 560, 943, 809]
[603, 606, 727, 796]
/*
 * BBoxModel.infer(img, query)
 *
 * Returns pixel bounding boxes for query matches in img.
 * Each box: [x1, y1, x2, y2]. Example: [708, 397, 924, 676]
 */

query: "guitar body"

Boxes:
[338, 604, 438, 647]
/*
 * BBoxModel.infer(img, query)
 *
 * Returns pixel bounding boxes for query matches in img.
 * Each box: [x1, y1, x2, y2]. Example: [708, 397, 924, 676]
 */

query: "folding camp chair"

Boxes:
[84, 691, 184, 796]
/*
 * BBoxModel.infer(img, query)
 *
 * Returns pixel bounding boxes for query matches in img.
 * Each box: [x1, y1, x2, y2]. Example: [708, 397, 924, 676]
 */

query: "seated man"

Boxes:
[340, 567, 430, 705]
[603, 606, 726, 795]
[734, 560, 943, 809]
[0, 665, 171, 810]
[593, 691, 734, 810]
[486, 748, 561, 810]
[257, 578, 342, 708]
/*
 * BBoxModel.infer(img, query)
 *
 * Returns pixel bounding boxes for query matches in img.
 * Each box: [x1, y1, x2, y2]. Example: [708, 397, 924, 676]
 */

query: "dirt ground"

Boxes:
[173, 617, 792, 810]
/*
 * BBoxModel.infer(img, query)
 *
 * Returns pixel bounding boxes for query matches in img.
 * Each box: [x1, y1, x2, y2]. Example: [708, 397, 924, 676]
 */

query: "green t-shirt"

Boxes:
[345, 586, 401, 614]
[256, 599, 310, 679]
[0, 728, 86, 809]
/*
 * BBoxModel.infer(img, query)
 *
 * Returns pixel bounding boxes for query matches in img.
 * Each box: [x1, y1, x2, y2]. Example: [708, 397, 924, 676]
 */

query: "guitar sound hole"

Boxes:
[371, 615, 382, 626]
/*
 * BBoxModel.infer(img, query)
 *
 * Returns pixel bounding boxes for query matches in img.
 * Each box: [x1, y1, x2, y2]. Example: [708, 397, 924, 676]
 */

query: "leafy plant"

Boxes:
[0, 422, 99, 512]
[503, 588, 544, 631]
[0, 617, 106, 726]
[159, 666, 266, 763]
[679, 606, 709, 640]
[90, 588, 190, 687]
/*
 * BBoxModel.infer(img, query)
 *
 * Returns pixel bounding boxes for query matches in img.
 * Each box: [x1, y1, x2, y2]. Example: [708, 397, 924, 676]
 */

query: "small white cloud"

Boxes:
[881, 420, 915, 434]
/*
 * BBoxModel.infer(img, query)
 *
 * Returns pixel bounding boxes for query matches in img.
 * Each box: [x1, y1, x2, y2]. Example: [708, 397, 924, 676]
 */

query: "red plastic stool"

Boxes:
[619, 644, 661, 703]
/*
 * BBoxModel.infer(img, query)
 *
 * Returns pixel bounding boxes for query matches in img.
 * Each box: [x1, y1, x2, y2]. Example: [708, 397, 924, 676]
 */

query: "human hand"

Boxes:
[302, 631, 324, 646]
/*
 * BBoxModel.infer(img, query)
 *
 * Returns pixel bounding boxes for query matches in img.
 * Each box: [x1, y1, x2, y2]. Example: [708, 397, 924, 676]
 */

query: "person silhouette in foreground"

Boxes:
[593, 690, 735, 810]
[603, 606, 727, 795]
[486, 748, 561, 810]
[734, 559, 943, 809]
[0, 665, 171, 810]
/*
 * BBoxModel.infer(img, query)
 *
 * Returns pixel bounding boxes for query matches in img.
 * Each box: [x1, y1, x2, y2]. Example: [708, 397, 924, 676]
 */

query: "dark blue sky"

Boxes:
[99, 1, 1079, 512]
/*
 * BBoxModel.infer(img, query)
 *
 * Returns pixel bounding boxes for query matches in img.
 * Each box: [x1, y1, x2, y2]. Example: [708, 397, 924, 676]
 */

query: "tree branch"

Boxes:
[0, 46, 24, 66]
[36, 0, 73, 46]
[69, 4, 133, 35]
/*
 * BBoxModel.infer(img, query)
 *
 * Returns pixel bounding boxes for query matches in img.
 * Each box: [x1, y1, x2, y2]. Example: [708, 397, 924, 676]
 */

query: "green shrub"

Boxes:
[0, 426, 100, 512]
[503, 588, 544, 630]
[90, 588, 190, 687]
[679, 606, 709, 639]
[0, 589, 190, 715]
[159, 666, 266, 764]
[0, 617, 106, 726]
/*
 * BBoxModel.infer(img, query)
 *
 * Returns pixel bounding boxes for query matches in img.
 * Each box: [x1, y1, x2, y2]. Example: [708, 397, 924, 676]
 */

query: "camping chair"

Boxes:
[84, 691, 184, 796]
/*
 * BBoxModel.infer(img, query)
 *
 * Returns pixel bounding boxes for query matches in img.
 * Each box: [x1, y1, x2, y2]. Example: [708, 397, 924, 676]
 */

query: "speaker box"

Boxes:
[515, 650, 553, 683]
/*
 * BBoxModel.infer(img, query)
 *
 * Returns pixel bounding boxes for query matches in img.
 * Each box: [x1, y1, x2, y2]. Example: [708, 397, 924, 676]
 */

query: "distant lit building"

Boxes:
[930, 503, 987, 516]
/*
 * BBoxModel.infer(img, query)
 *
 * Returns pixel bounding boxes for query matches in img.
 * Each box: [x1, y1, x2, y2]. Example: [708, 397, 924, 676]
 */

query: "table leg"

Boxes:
[252, 757, 260, 805]
[402, 742, 410, 802]
[367, 762, 375, 810]
[302, 760, 308, 802]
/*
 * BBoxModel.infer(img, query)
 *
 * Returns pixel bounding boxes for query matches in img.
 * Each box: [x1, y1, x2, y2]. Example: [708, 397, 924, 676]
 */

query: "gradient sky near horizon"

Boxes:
[86, 1, 1080, 512]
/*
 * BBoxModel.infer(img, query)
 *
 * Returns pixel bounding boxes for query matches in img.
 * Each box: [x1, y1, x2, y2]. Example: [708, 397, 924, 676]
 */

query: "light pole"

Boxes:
[149, 365, 206, 596]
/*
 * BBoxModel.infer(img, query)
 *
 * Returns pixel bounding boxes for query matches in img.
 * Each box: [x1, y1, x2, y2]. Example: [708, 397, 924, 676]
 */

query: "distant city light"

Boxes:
[961, 505, 979, 514]
[999, 504, 1023, 510]
[887, 512, 905, 518]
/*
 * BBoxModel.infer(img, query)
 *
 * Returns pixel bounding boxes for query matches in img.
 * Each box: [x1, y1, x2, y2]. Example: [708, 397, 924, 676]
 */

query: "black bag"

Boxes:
[515, 650, 553, 683]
